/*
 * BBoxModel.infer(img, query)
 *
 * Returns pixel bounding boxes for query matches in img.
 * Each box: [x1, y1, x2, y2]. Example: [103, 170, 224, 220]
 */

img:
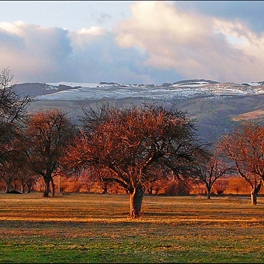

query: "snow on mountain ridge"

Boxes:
[33, 80, 264, 101]
[46, 81, 100, 88]
[46, 79, 218, 89]
[12, 78, 264, 102]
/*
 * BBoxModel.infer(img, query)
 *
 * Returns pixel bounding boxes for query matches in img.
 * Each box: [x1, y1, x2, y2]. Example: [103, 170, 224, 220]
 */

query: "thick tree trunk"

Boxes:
[43, 178, 50, 197]
[102, 182, 108, 194]
[5, 179, 12, 193]
[251, 183, 262, 205]
[251, 183, 261, 205]
[51, 178, 55, 197]
[206, 186, 212, 199]
[251, 191, 257, 205]
[27, 183, 32, 193]
[207, 192, 211, 199]
[130, 184, 144, 218]
[21, 184, 26, 194]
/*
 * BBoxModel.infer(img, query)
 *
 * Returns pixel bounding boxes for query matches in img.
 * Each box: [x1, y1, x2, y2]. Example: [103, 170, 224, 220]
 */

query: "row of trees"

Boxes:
[1, 69, 264, 218]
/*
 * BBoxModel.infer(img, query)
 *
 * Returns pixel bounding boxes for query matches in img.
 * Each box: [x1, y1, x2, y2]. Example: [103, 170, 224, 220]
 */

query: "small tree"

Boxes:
[219, 121, 264, 205]
[63, 104, 202, 218]
[164, 179, 191, 196]
[0, 164, 16, 193]
[0, 136, 28, 193]
[193, 148, 234, 199]
[16, 163, 37, 193]
[21, 110, 75, 197]
[146, 166, 169, 195]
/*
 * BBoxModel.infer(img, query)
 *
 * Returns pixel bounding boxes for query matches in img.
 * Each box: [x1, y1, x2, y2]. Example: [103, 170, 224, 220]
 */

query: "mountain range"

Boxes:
[13, 79, 264, 144]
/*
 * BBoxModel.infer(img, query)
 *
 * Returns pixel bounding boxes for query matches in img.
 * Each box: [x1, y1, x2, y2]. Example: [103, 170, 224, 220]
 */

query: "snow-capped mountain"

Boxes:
[13, 79, 264, 144]
[13, 79, 264, 101]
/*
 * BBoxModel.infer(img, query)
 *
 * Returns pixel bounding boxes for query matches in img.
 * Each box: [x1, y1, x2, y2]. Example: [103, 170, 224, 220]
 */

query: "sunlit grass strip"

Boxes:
[0, 217, 263, 224]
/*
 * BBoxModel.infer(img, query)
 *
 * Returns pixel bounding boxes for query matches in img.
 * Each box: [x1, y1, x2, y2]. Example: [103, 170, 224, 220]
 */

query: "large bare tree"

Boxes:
[219, 121, 264, 205]
[0, 68, 29, 165]
[22, 110, 75, 197]
[63, 104, 203, 218]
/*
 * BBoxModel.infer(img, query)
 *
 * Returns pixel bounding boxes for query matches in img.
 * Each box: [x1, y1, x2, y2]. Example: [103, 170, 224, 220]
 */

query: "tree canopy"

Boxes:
[63, 104, 204, 217]
[21, 109, 75, 197]
[0, 68, 29, 167]
[219, 121, 264, 204]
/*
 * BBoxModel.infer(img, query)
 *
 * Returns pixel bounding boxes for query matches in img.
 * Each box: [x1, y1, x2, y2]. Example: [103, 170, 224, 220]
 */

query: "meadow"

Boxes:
[0, 193, 264, 263]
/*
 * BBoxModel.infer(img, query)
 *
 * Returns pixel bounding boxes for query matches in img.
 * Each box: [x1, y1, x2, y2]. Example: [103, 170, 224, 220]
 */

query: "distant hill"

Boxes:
[13, 79, 264, 144]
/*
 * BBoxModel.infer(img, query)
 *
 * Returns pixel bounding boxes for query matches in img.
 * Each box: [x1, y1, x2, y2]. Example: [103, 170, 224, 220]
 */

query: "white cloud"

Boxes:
[213, 19, 264, 58]
[78, 26, 107, 36]
[0, 21, 152, 84]
[0, 20, 26, 35]
[1, 2, 264, 85]
[115, 1, 264, 82]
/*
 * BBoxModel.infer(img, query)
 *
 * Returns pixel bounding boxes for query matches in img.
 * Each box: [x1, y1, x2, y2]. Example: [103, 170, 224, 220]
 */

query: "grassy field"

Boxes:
[0, 193, 264, 263]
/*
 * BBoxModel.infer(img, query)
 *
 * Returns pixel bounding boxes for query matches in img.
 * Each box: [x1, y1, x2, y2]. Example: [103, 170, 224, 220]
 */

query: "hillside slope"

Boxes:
[14, 79, 264, 144]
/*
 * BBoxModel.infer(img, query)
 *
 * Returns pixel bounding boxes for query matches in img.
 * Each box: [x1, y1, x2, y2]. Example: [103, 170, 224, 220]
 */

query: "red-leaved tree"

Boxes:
[63, 104, 203, 218]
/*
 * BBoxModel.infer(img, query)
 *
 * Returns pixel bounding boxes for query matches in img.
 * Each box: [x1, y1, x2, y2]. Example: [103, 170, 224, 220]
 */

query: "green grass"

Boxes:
[0, 193, 264, 263]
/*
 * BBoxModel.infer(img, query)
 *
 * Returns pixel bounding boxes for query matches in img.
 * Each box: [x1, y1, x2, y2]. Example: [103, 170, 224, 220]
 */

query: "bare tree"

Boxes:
[0, 164, 16, 193]
[16, 162, 37, 193]
[0, 131, 28, 193]
[219, 121, 264, 205]
[21, 110, 75, 197]
[145, 165, 169, 195]
[193, 148, 234, 199]
[63, 104, 203, 218]
[0, 68, 29, 166]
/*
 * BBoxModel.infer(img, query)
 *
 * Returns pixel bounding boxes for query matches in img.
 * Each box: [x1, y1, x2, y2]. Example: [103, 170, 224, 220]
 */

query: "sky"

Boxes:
[0, 1, 264, 85]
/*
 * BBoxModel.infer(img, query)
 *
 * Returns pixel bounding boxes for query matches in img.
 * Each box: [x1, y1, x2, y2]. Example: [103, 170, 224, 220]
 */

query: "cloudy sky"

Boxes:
[1, 1, 264, 84]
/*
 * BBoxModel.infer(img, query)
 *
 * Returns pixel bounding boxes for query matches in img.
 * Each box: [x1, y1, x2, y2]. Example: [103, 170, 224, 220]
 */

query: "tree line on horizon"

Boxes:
[1, 69, 264, 218]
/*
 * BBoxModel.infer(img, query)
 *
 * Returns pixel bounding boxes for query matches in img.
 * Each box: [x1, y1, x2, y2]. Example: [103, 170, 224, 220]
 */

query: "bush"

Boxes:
[164, 180, 190, 196]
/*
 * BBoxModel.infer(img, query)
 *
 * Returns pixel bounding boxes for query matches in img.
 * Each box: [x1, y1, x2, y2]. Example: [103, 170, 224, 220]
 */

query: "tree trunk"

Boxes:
[147, 184, 153, 195]
[130, 184, 144, 218]
[102, 182, 108, 194]
[251, 183, 262, 205]
[21, 184, 26, 194]
[6, 177, 13, 193]
[51, 178, 55, 196]
[27, 183, 32, 193]
[206, 184, 211, 199]
[43, 178, 50, 197]
[5, 179, 12, 193]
